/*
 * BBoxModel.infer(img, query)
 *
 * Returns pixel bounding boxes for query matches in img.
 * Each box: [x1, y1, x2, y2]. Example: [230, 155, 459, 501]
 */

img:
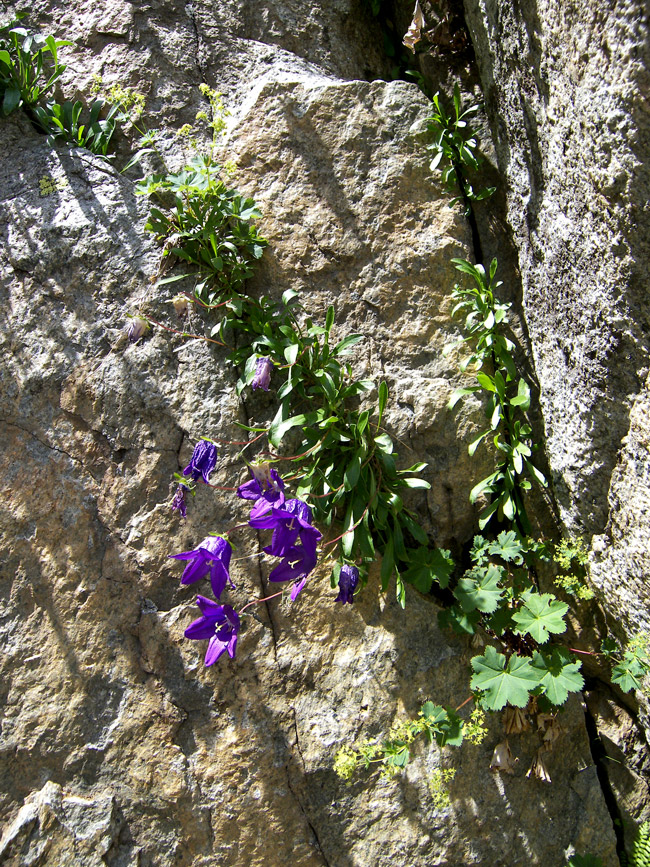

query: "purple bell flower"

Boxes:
[185, 597, 240, 665]
[269, 545, 317, 600]
[128, 316, 149, 343]
[249, 498, 322, 558]
[251, 356, 273, 392]
[169, 535, 233, 599]
[237, 463, 285, 518]
[171, 483, 188, 518]
[335, 564, 359, 604]
[183, 439, 218, 484]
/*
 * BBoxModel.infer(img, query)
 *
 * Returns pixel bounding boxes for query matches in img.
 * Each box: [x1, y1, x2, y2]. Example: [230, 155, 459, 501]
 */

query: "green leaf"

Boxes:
[268, 408, 324, 448]
[469, 471, 499, 503]
[284, 343, 299, 365]
[510, 378, 531, 409]
[512, 592, 568, 643]
[395, 569, 406, 608]
[488, 530, 524, 564]
[399, 477, 431, 489]
[611, 655, 647, 693]
[380, 538, 394, 591]
[325, 305, 335, 334]
[374, 433, 394, 454]
[477, 498, 501, 530]
[468, 429, 490, 457]
[423, 705, 464, 748]
[470, 646, 538, 710]
[402, 546, 453, 592]
[454, 564, 504, 614]
[314, 369, 337, 402]
[282, 288, 300, 306]
[531, 647, 584, 705]
[377, 380, 388, 428]
[344, 452, 362, 491]
[451, 258, 482, 281]
[332, 333, 364, 355]
[476, 372, 495, 392]
[566, 856, 603, 867]
[448, 386, 478, 409]
[524, 459, 548, 487]
[2, 83, 21, 115]
[438, 606, 480, 635]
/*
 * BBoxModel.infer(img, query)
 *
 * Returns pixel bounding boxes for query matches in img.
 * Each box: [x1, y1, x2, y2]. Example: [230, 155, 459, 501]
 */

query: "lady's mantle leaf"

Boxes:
[531, 648, 584, 705]
[512, 592, 568, 643]
[470, 646, 538, 710]
[454, 564, 504, 614]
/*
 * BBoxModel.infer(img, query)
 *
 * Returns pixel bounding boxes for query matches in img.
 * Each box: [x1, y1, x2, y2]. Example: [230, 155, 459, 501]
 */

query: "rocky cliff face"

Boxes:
[464, 0, 650, 633]
[463, 0, 650, 848]
[1, 0, 646, 864]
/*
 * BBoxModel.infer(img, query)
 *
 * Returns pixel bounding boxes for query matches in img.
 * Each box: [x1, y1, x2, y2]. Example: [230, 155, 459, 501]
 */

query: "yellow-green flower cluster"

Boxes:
[428, 768, 456, 809]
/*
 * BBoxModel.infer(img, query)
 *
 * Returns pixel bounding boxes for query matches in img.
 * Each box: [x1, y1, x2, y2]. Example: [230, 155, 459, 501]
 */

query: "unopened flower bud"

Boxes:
[172, 294, 189, 317]
[128, 316, 149, 343]
[251, 356, 273, 392]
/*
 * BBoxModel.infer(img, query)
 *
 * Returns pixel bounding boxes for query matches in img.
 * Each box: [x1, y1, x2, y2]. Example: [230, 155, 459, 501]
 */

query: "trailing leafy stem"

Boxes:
[447, 257, 547, 535]
[425, 84, 495, 211]
[131, 87, 435, 606]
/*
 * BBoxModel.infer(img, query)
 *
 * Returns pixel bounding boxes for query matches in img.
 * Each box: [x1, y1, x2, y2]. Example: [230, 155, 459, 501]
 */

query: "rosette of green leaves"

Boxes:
[138, 154, 267, 297]
[31, 98, 122, 155]
[0, 13, 70, 116]
[447, 257, 547, 534]
[426, 83, 495, 210]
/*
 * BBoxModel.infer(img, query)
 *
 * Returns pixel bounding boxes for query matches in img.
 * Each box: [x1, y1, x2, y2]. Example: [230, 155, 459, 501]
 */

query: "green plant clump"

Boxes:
[447, 257, 547, 535]
[0, 12, 70, 115]
[425, 84, 495, 210]
[31, 98, 122, 155]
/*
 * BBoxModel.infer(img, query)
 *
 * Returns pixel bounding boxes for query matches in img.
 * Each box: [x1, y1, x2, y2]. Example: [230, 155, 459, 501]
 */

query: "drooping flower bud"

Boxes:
[172, 294, 189, 317]
[171, 484, 188, 518]
[128, 316, 149, 343]
[251, 356, 273, 392]
[183, 439, 218, 484]
[335, 565, 359, 604]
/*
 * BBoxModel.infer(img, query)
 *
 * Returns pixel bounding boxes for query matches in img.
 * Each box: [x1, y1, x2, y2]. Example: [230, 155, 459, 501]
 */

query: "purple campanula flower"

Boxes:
[335, 564, 359, 604]
[171, 483, 188, 518]
[249, 498, 322, 558]
[237, 463, 285, 518]
[169, 535, 233, 599]
[185, 596, 240, 665]
[183, 439, 218, 484]
[251, 356, 273, 392]
[269, 545, 318, 600]
[128, 316, 149, 343]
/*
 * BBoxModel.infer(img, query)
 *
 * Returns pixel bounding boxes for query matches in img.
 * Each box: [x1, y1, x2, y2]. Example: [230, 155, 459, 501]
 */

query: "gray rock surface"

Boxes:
[464, 0, 650, 537]
[0, 0, 623, 864]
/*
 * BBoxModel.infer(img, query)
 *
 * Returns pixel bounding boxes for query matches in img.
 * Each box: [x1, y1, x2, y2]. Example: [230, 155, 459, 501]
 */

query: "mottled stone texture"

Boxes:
[0, 0, 620, 865]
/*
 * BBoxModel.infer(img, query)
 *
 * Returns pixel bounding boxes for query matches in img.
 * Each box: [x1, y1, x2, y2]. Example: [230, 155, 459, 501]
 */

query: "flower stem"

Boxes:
[145, 315, 228, 347]
[241, 590, 285, 613]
